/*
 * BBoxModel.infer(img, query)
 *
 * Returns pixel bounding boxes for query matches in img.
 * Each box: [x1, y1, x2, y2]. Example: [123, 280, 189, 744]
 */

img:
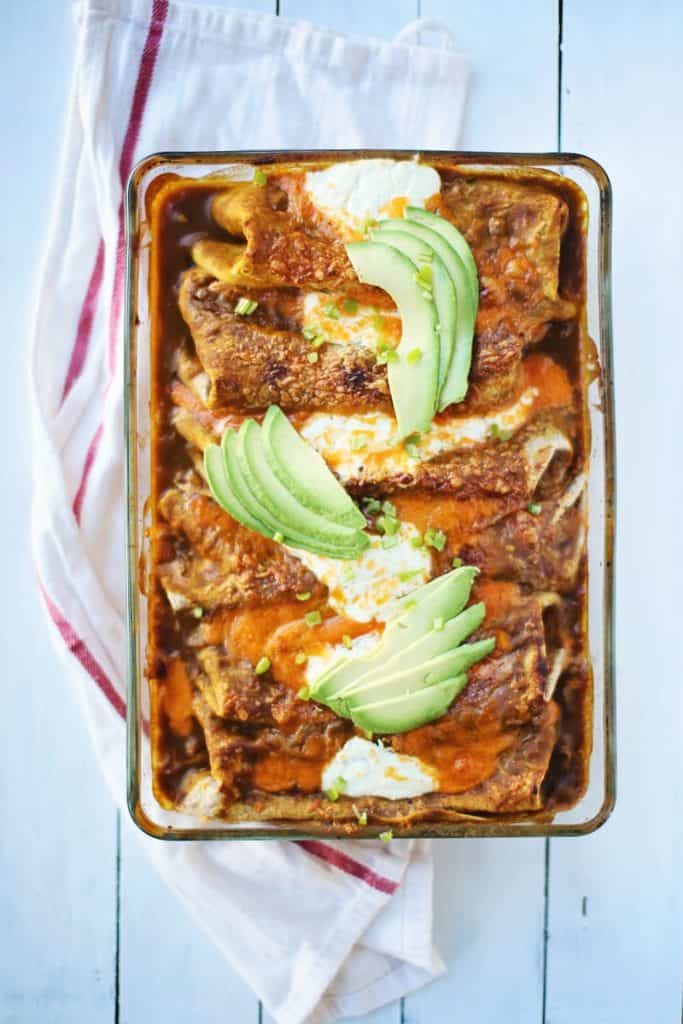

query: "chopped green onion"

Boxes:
[191, 607, 203, 619]
[305, 610, 322, 627]
[234, 297, 258, 315]
[308, 352, 319, 363]
[424, 527, 447, 552]
[295, 652, 308, 665]
[310, 335, 326, 349]
[405, 442, 421, 460]
[410, 534, 425, 549]
[452, 556, 463, 568]
[381, 500, 396, 516]
[253, 168, 268, 185]
[377, 514, 399, 535]
[350, 435, 368, 451]
[343, 298, 358, 314]
[373, 314, 385, 332]
[324, 303, 340, 319]
[433, 616, 444, 632]
[255, 656, 271, 675]
[489, 422, 513, 443]
[414, 265, 433, 292]
[342, 565, 356, 582]
[352, 805, 368, 826]
[376, 342, 398, 365]
[406, 348, 422, 365]
[273, 531, 284, 543]
[297, 685, 311, 699]
[381, 535, 399, 549]
[302, 325, 318, 341]
[379, 830, 393, 842]
[326, 776, 347, 801]
[527, 502, 542, 516]
[398, 569, 421, 583]
[404, 600, 417, 611]
[342, 634, 353, 649]
[362, 497, 382, 514]
[296, 591, 312, 602]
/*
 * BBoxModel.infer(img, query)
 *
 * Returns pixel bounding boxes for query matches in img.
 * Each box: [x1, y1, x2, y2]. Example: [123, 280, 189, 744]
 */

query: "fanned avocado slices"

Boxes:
[261, 406, 365, 529]
[345, 240, 439, 438]
[312, 567, 479, 702]
[350, 675, 469, 735]
[204, 410, 368, 559]
[311, 565, 495, 735]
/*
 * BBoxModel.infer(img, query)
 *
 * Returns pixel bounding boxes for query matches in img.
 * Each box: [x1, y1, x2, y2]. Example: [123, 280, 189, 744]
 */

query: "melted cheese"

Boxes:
[302, 292, 399, 353]
[305, 159, 440, 239]
[299, 387, 539, 482]
[322, 737, 436, 799]
[291, 521, 430, 623]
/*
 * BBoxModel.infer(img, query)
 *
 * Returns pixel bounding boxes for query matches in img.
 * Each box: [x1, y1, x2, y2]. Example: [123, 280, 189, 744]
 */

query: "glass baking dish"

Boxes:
[124, 150, 615, 840]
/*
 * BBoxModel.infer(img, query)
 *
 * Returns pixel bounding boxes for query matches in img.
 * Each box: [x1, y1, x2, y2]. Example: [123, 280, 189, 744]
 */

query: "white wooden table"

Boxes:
[2, 1, 682, 1021]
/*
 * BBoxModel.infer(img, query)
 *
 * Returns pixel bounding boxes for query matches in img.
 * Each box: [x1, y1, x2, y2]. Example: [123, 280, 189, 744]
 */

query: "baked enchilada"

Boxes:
[144, 156, 592, 829]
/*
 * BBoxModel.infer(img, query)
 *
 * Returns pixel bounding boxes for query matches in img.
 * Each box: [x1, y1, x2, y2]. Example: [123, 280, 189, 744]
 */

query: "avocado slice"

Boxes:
[312, 567, 478, 701]
[375, 218, 476, 409]
[205, 444, 267, 533]
[236, 419, 368, 559]
[335, 637, 493, 714]
[405, 206, 479, 307]
[261, 406, 365, 530]
[349, 674, 468, 734]
[338, 606, 489, 701]
[370, 227, 457, 395]
[345, 240, 439, 437]
[233, 421, 368, 559]
[220, 431, 275, 536]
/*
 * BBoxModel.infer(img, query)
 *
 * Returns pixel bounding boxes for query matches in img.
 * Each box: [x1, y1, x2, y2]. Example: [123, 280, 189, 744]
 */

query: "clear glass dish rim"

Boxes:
[124, 149, 616, 841]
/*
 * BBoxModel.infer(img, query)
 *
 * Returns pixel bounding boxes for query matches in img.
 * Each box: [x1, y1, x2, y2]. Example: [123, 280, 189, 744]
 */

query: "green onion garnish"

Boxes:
[273, 531, 284, 543]
[414, 265, 433, 292]
[527, 502, 542, 516]
[343, 298, 358, 314]
[234, 297, 258, 315]
[253, 168, 268, 185]
[302, 326, 318, 341]
[398, 569, 421, 582]
[424, 527, 447, 552]
[379, 830, 393, 842]
[353, 806, 368, 826]
[410, 534, 425, 549]
[296, 591, 312, 602]
[406, 348, 422, 365]
[308, 352, 319, 363]
[295, 652, 308, 665]
[350, 435, 368, 451]
[381, 535, 399, 549]
[297, 684, 311, 699]
[377, 514, 399, 536]
[305, 610, 322, 627]
[381, 500, 396, 516]
[324, 303, 340, 319]
[191, 607, 203, 619]
[342, 635, 353, 649]
[326, 776, 347, 801]
[363, 497, 382, 514]
[452, 556, 463, 568]
[255, 656, 271, 675]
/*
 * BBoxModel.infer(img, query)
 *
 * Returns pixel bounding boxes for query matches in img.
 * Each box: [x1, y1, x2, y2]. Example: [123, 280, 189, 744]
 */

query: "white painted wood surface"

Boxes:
[2, 1, 682, 1023]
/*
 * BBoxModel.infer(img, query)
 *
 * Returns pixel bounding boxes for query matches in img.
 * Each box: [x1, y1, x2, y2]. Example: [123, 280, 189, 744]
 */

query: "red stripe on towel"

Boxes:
[108, 0, 169, 371]
[61, 239, 106, 403]
[297, 840, 399, 894]
[72, 422, 104, 521]
[40, 582, 126, 720]
[72, 0, 169, 521]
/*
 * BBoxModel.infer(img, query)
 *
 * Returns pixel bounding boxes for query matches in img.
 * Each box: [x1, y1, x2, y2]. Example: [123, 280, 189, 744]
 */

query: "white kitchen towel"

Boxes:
[30, 2, 469, 1021]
